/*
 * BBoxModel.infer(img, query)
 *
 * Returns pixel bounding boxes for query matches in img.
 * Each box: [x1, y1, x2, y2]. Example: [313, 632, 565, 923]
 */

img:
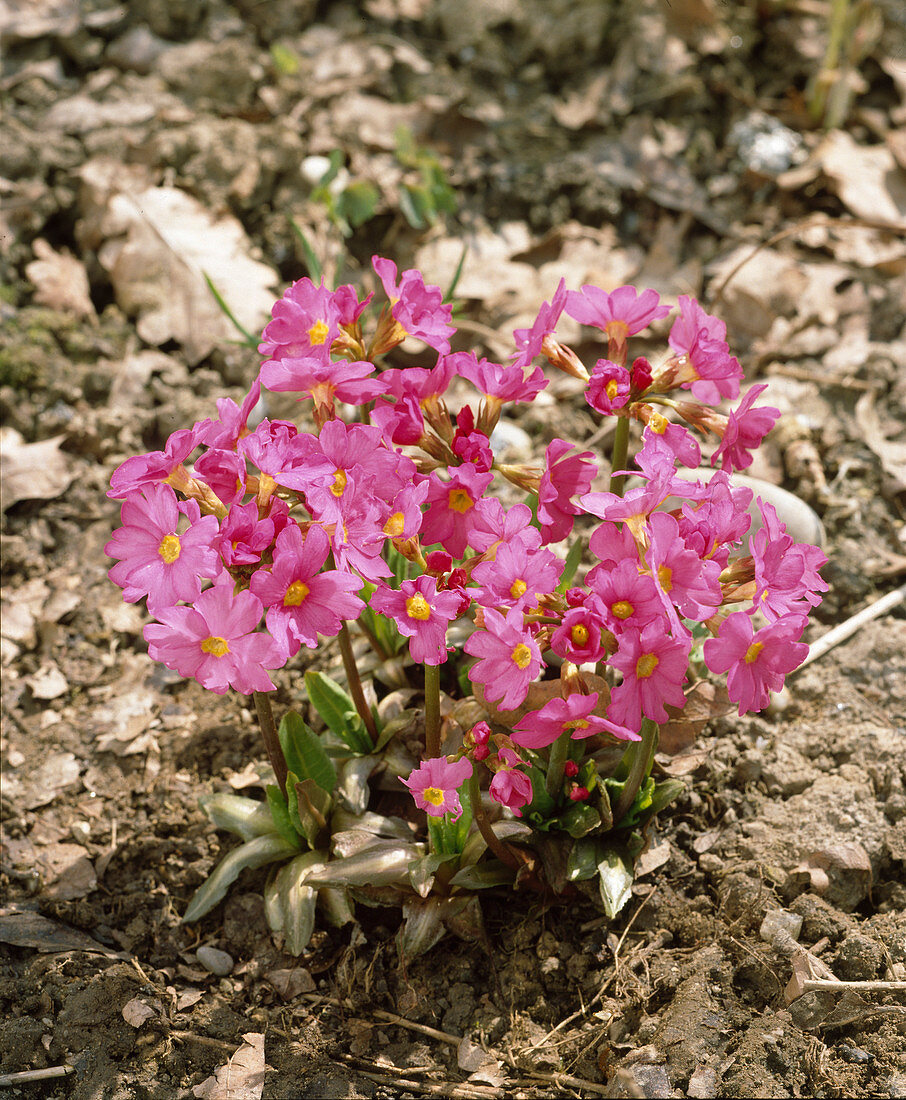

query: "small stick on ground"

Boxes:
[0, 1065, 74, 1087]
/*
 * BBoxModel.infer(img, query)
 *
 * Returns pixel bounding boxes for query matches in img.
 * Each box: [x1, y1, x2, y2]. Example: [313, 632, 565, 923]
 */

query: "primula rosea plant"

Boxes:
[106, 260, 828, 958]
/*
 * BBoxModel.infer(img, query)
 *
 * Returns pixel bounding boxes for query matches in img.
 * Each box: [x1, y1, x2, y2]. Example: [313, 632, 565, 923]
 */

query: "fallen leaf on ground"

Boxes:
[122, 998, 158, 1027]
[856, 391, 906, 490]
[820, 130, 906, 228]
[0, 429, 75, 512]
[25, 238, 96, 319]
[2, 751, 81, 810]
[0, 906, 120, 956]
[192, 1033, 266, 1100]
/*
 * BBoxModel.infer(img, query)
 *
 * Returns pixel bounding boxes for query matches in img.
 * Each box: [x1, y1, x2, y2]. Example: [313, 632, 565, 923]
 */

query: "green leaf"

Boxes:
[557, 537, 584, 592]
[199, 793, 278, 841]
[265, 784, 304, 848]
[646, 778, 686, 817]
[597, 849, 634, 919]
[334, 754, 377, 815]
[278, 710, 336, 793]
[407, 852, 454, 898]
[557, 801, 602, 839]
[265, 850, 324, 954]
[443, 243, 468, 303]
[292, 777, 332, 849]
[305, 841, 421, 888]
[305, 670, 373, 754]
[398, 184, 428, 229]
[289, 218, 322, 284]
[202, 272, 257, 348]
[183, 834, 298, 923]
[269, 42, 299, 75]
[566, 837, 601, 882]
[338, 180, 380, 228]
[449, 861, 517, 890]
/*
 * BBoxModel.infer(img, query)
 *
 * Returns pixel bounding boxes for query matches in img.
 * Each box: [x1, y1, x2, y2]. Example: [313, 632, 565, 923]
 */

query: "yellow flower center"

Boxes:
[511, 643, 533, 669]
[201, 635, 230, 657]
[612, 600, 634, 620]
[564, 718, 589, 731]
[308, 319, 330, 345]
[284, 580, 309, 606]
[331, 469, 347, 497]
[606, 379, 619, 400]
[448, 487, 474, 513]
[657, 564, 673, 592]
[510, 579, 527, 599]
[570, 623, 589, 646]
[649, 413, 668, 435]
[405, 594, 431, 621]
[605, 319, 630, 343]
[744, 641, 764, 664]
[158, 534, 181, 564]
[384, 511, 405, 538]
[636, 652, 659, 679]
[423, 786, 445, 806]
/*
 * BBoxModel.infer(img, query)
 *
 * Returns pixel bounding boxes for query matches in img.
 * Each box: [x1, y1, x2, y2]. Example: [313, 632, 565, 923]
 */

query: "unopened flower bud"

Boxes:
[568, 784, 590, 802]
[630, 356, 652, 394]
[565, 587, 586, 608]
[564, 760, 579, 778]
[426, 550, 453, 574]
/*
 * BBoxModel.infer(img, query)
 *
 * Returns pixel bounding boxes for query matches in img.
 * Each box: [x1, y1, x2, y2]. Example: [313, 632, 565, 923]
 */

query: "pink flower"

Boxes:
[402, 756, 473, 819]
[512, 692, 639, 749]
[193, 448, 247, 506]
[260, 356, 385, 408]
[711, 384, 781, 472]
[250, 523, 364, 657]
[195, 381, 262, 450]
[373, 256, 455, 353]
[369, 574, 462, 666]
[586, 360, 631, 415]
[471, 540, 563, 610]
[215, 500, 282, 567]
[464, 606, 542, 711]
[587, 558, 663, 635]
[451, 351, 547, 405]
[550, 601, 608, 664]
[645, 512, 722, 626]
[259, 278, 370, 364]
[537, 439, 598, 544]
[106, 484, 221, 612]
[750, 501, 828, 620]
[667, 296, 743, 405]
[607, 619, 690, 729]
[566, 285, 670, 342]
[489, 747, 534, 816]
[108, 426, 202, 499]
[421, 464, 495, 560]
[703, 611, 809, 715]
[467, 500, 542, 555]
[143, 584, 283, 695]
[512, 278, 567, 368]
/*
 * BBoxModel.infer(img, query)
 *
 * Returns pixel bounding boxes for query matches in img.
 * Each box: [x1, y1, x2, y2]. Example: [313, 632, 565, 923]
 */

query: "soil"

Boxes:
[2, 1, 906, 1097]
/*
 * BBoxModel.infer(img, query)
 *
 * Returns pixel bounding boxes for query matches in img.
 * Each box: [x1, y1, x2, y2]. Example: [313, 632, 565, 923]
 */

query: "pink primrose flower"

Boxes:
[371, 394, 425, 446]
[587, 520, 640, 566]
[566, 285, 670, 342]
[369, 574, 462, 666]
[750, 501, 828, 620]
[250, 523, 365, 657]
[195, 381, 262, 450]
[373, 256, 455, 353]
[452, 405, 493, 471]
[667, 296, 743, 404]
[193, 449, 247, 507]
[108, 426, 202, 499]
[421, 464, 495, 560]
[711, 383, 781, 472]
[638, 417, 701, 470]
[143, 584, 283, 695]
[402, 756, 473, 819]
[489, 746, 534, 816]
[511, 692, 639, 750]
[607, 619, 690, 729]
[106, 484, 222, 612]
[537, 439, 598, 544]
[587, 557, 663, 635]
[464, 606, 542, 711]
[382, 479, 429, 543]
[239, 419, 313, 485]
[645, 512, 722, 626]
[451, 351, 548, 406]
[550, 601, 608, 664]
[471, 539, 563, 611]
[260, 356, 385, 408]
[512, 278, 568, 368]
[703, 611, 809, 715]
[258, 278, 370, 364]
[325, 486, 392, 582]
[215, 499, 281, 567]
[677, 473, 752, 571]
[586, 360, 631, 415]
[467, 499, 543, 555]
[580, 471, 675, 541]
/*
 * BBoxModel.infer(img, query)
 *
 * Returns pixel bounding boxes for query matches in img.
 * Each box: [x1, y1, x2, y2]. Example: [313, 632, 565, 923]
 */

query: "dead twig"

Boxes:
[796, 583, 906, 670]
[0, 1065, 74, 1087]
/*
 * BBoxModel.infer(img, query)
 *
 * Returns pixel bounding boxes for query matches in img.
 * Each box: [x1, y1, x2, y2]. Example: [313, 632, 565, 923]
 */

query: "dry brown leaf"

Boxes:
[820, 130, 906, 228]
[93, 186, 277, 365]
[25, 238, 97, 319]
[856, 391, 906, 490]
[0, 429, 75, 512]
[122, 998, 158, 1028]
[192, 1033, 266, 1100]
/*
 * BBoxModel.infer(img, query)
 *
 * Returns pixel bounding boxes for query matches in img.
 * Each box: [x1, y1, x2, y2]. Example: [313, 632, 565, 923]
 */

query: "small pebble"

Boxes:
[839, 1044, 873, 1065]
[759, 909, 803, 945]
[196, 946, 233, 977]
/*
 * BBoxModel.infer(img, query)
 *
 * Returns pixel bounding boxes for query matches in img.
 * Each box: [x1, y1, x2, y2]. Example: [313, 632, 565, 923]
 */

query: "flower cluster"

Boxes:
[108, 262, 826, 821]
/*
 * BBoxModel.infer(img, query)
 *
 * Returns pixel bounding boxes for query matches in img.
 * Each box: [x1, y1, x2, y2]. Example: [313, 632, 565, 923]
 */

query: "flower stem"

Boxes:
[545, 731, 571, 800]
[611, 717, 659, 828]
[253, 691, 287, 798]
[424, 662, 442, 759]
[609, 415, 630, 496]
[468, 768, 519, 870]
[337, 622, 379, 745]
